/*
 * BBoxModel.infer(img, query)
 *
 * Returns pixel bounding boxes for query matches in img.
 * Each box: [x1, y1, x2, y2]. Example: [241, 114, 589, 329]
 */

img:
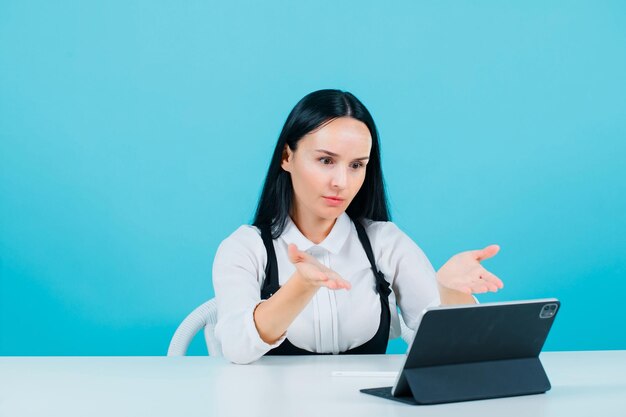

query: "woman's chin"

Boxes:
[316, 206, 346, 219]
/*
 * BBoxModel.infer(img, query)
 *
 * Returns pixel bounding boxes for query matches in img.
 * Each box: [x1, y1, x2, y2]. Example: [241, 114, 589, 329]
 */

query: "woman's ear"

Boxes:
[281, 145, 293, 172]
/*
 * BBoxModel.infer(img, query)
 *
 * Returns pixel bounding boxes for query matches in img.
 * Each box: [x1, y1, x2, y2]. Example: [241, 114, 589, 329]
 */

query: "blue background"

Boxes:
[1, 1, 624, 356]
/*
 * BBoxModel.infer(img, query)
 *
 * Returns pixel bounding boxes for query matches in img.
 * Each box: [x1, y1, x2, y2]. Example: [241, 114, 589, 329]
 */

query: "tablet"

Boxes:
[361, 298, 560, 405]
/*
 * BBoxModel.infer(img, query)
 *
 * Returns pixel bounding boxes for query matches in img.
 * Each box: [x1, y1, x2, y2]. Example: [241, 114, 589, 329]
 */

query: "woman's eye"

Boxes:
[319, 157, 333, 165]
[350, 162, 364, 169]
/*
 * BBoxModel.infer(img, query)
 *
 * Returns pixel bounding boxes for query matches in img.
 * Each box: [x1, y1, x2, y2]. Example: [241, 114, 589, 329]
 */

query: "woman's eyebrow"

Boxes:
[314, 149, 370, 161]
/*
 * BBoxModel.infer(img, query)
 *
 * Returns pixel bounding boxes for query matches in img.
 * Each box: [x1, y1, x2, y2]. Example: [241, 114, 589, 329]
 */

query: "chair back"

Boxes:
[167, 299, 222, 356]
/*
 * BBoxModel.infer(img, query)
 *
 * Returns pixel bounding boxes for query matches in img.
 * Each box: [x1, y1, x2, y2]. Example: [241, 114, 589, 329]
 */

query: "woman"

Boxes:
[213, 89, 503, 364]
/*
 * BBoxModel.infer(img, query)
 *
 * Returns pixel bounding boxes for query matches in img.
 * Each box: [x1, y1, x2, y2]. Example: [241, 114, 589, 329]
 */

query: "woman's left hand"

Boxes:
[437, 244, 504, 295]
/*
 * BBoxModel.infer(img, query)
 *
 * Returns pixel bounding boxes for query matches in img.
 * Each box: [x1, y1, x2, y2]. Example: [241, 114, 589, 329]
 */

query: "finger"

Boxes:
[471, 244, 500, 262]
[467, 277, 499, 293]
[478, 269, 504, 289]
[444, 276, 495, 295]
[324, 278, 352, 290]
[287, 244, 307, 264]
[326, 272, 351, 290]
[470, 283, 489, 294]
[316, 271, 329, 282]
[325, 280, 341, 290]
[336, 278, 352, 290]
[313, 271, 349, 289]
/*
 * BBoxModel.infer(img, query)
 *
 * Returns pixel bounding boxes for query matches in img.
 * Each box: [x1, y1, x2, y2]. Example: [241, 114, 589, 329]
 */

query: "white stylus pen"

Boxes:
[331, 371, 398, 378]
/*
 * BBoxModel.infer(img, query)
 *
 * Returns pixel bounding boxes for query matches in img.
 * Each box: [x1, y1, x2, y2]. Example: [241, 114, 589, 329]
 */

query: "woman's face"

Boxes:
[281, 117, 372, 224]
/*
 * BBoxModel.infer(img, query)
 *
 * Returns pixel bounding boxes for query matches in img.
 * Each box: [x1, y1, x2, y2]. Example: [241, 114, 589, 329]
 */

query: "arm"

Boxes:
[213, 228, 350, 364]
[254, 244, 351, 344]
[252, 271, 317, 344]
[213, 227, 282, 364]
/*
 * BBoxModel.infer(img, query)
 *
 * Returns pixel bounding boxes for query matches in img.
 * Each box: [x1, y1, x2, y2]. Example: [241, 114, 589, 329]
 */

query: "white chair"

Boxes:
[167, 299, 222, 356]
[167, 298, 416, 356]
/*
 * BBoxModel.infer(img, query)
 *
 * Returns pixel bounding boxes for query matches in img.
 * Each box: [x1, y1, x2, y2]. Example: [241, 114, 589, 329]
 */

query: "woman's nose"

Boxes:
[331, 167, 348, 189]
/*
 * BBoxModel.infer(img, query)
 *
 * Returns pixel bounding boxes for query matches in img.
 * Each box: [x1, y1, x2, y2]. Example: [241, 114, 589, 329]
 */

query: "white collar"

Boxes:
[280, 212, 352, 254]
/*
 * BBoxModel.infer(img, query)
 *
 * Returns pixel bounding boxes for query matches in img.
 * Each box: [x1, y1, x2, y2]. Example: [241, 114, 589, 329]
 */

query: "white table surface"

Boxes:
[1, 351, 625, 417]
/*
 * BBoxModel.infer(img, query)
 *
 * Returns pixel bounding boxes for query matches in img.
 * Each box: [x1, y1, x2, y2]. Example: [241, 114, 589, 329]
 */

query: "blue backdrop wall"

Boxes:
[1, 1, 624, 355]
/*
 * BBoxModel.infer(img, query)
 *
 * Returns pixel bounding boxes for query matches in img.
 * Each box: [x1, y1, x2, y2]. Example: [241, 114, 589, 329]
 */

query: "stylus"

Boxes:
[331, 371, 398, 378]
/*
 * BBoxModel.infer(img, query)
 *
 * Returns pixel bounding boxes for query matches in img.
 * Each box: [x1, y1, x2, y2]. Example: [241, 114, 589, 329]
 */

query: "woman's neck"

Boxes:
[290, 210, 337, 244]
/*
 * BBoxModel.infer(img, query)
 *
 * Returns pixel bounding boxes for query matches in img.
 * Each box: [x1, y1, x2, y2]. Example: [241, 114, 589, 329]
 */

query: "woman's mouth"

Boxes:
[323, 196, 345, 207]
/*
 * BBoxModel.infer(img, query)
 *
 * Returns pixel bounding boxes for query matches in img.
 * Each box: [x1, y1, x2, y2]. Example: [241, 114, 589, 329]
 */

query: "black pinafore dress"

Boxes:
[259, 218, 391, 355]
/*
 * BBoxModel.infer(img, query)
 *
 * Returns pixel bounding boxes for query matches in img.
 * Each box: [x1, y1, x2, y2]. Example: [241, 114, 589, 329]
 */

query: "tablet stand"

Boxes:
[401, 357, 550, 404]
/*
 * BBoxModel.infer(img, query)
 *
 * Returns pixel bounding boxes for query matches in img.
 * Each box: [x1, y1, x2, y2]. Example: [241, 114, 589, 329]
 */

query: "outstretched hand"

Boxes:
[287, 244, 352, 290]
[437, 244, 504, 295]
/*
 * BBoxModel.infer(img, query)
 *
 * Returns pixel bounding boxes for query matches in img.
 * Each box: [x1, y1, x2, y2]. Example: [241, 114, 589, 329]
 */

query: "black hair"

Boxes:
[253, 89, 390, 238]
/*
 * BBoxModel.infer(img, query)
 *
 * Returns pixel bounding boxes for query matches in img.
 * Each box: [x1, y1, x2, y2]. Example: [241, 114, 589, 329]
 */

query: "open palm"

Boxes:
[287, 244, 352, 290]
[437, 244, 504, 294]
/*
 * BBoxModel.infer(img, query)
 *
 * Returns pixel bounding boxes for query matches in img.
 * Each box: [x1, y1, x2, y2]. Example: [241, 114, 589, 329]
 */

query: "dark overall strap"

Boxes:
[352, 219, 392, 300]
[346, 219, 392, 354]
[260, 224, 280, 299]
[260, 219, 391, 355]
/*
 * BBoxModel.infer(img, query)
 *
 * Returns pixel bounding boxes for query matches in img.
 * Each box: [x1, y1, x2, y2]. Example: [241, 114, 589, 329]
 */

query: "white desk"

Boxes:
[1, 351, 625, 417]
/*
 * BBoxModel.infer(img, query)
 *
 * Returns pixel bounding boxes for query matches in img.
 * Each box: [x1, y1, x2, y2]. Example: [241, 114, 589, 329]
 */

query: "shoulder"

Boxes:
[214, 225, 266, 267]
[361, 218, 404, 241]
[220, 224, 263, 246]
[360, 219, 427, 256]
[358, 220, 435, 290]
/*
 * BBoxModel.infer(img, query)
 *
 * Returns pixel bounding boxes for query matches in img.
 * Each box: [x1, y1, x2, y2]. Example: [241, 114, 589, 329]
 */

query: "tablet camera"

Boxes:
[540, 303, 558, 319]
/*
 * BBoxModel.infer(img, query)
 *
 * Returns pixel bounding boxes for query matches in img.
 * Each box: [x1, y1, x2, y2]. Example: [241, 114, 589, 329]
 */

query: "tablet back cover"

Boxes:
[392, 299, 560, 403]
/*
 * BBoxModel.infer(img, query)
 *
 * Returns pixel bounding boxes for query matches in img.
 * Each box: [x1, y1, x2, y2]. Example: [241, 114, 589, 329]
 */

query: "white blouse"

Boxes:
[212, 212, 441, 364]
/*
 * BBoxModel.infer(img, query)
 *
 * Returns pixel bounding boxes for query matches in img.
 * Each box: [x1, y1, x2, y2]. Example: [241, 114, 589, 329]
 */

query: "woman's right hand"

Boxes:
[287, 244, 352, 290]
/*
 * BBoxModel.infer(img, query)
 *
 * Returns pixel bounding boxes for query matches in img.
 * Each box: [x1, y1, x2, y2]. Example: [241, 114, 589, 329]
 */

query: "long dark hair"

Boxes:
[253, 89, 390, 238]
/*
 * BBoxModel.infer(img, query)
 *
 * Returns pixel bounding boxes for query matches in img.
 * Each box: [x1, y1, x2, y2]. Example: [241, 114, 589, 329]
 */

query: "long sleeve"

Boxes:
[367, 221, 441, 331]
[212, 226, 286, 364]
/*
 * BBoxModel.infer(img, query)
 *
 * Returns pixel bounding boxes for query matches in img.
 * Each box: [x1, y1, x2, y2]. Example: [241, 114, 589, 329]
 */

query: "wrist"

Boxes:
[290, 271, 320, 293]
[437, 283, 476, 306]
